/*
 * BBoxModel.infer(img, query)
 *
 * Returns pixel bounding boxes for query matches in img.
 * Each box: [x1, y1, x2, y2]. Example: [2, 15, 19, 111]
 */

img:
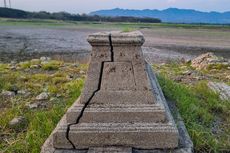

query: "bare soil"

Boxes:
[0, 26, 230, 63]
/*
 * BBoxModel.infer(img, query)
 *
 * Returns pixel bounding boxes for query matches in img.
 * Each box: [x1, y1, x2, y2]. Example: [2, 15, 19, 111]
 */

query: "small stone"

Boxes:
[226, 75, 230, 80]
[26, 101, 48, 109]
[26, 103, 39, 109]
[1, 90, 15, 98]
[20, 76, 28, 81]
[31, 59, 41, 64]
[10, 66, 17, 70]
[208, 82, 230, 101]
[9, 116, 27, 132]
[10, 60, 17, 65]
[18, 90, 31, 97]
[30, 65, 40, 69]
[36, 92, 49, 100]
[79, 70, 85, 74]
[50, 97, 56, 102]
[159, 63, 166, 66]
[194, 76, 201, 80]
[56, 94, 62, 98]
[182, 70, 192, 75]
[72, 63, 79, 67]
[17, 90, 26, 95]
[40, 57, 51, 62]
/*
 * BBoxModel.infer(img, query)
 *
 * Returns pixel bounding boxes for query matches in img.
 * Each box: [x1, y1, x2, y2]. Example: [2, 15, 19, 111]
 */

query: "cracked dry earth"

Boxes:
[1, 27, 230, 63]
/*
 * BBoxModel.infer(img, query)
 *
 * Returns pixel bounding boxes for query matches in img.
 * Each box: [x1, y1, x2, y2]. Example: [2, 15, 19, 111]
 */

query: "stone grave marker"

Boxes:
[42, 31, 181, 153]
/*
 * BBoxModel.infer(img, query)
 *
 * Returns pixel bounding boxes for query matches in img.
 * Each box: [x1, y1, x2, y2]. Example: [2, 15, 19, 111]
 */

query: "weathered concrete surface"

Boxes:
[47, 31, 181, 151]
[68, 123, 178, 149]
[66, 104, 166, 124]
[88, 147, 132, 153]
[41, 69, 193, 153]
[90, 91, 156, 105]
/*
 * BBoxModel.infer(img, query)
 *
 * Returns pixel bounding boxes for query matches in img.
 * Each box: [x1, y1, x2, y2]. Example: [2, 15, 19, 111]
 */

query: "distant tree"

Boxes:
[0, 7, 162, 23]
[0, 7, 27, 18]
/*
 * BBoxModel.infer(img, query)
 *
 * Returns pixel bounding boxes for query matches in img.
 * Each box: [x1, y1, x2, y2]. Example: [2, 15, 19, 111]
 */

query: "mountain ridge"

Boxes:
[90, 8, 230, 24]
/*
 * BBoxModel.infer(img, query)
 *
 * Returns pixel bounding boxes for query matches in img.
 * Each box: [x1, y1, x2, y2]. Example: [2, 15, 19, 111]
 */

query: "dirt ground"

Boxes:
[0, 26, 230, 63]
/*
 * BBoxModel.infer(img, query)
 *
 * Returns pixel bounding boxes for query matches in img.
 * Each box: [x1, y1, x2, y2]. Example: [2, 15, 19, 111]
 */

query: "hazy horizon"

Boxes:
[0, 0, 230, 14]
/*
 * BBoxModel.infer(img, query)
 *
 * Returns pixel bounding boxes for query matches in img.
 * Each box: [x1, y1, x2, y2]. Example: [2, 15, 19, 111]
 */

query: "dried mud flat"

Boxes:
[0, 26, 230, 63]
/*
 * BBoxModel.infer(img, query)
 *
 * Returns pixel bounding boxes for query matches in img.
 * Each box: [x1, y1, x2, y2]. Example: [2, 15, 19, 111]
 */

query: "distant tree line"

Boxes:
[0, 7, 161, 23]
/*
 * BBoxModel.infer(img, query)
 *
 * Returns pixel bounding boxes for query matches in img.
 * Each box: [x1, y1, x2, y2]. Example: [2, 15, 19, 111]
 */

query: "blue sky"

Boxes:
[1, 0, 230, 13]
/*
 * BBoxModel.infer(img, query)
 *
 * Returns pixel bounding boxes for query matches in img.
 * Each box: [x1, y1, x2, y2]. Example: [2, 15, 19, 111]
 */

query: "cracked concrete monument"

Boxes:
[42, 31, 180, 152]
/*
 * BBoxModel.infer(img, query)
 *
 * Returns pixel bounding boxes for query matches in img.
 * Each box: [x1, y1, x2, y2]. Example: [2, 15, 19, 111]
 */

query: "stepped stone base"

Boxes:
[66, 103, 166, 124]
[41, 31, 192, 153]
[41, 67, 193, 153]
[52, 65, 179, 150]
[67, 123, 177, 149]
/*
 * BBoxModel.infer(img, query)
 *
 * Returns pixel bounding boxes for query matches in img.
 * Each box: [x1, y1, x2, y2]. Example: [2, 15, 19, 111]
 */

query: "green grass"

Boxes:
[122, 26, 136, 32]
[0, 60, 86, 153]
[155, 62, 230, 152]
[1, 18, 230, 30]
[41, 60, 63, 71]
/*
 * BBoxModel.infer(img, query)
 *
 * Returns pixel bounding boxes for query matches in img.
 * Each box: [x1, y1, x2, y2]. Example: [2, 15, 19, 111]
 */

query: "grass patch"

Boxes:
[41, 60, 63, 71]
[157, 69, 230, 152]
[0, 59, 84, 153]
[1, 58, 229, 152]
[1, 18, 230, 30]
[122, 26, 136, 32]
[19, 61, 31, 69]
[207, 63, 229, 70]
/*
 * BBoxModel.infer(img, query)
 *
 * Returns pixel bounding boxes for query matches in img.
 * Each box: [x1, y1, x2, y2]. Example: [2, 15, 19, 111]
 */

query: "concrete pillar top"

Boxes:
[87, 31, 145, 46]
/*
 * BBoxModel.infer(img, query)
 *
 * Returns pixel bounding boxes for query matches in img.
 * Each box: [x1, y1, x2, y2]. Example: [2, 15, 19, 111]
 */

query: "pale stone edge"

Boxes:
[146, 63, 175, 124]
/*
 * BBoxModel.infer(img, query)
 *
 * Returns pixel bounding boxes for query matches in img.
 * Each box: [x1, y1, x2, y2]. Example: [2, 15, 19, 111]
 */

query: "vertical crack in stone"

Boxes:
[109, 33, 114, 62]
[65, 33, 114, 149]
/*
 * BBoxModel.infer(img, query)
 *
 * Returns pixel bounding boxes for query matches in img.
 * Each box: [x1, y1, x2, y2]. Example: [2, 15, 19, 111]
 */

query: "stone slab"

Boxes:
[88, 147, 132, 153]
[111, 31, 145, 46]
[90, 91, 156, 105]
[101, 62, 136, 90]
[87, 31, 145, 46]
[68, 122, 178, 149]
[66, 104, 166, 124]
